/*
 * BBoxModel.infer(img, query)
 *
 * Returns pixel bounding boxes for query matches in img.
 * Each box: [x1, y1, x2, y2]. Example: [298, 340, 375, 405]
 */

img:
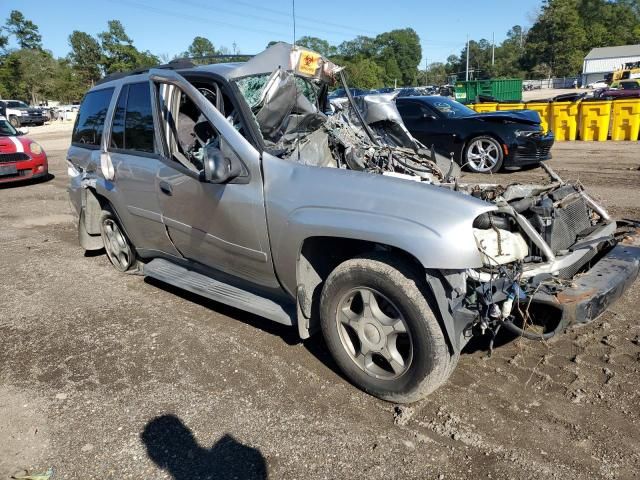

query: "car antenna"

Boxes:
[292, 0, 302, 162]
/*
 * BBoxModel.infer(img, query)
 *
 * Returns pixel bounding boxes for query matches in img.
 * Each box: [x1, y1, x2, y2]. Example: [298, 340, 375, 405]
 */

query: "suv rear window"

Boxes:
[72, 88, 114, 148]
[110, 82, 155, 154]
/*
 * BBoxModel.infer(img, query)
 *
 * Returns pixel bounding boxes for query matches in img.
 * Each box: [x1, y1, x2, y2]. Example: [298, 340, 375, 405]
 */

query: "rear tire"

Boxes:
[320, 253, 453, 403]
[100, 207, 137, 272]
[9, 116, 20, 128]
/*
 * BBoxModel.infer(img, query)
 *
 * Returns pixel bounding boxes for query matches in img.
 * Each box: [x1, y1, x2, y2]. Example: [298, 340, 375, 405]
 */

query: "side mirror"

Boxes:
[18, 128, 29, 135]
[201, 144, 241, 184]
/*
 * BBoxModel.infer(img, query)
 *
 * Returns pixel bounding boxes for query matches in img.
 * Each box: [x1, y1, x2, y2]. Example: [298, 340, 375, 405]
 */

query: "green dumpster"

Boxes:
[455, 79, 523, 104]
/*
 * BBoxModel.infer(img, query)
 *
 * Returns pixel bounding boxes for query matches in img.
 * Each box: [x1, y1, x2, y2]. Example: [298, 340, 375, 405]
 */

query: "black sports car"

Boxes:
[396, 96, 554, 173]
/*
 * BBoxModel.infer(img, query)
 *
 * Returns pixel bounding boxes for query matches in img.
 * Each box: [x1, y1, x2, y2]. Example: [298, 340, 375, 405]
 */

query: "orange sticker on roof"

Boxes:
[297, 50, 321, 76]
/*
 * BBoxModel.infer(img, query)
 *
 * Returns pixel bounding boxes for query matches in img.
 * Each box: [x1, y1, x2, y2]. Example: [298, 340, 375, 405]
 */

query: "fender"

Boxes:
[262, 153, 496, 297]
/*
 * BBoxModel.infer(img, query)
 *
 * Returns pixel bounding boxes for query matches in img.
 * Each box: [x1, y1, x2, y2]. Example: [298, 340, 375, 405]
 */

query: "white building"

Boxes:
[582, 44, 640, 85]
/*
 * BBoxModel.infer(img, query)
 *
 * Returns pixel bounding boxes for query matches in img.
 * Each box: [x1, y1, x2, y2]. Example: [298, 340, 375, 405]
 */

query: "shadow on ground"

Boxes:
[143, 276, 351, 382]
[141, 414, 268, 480]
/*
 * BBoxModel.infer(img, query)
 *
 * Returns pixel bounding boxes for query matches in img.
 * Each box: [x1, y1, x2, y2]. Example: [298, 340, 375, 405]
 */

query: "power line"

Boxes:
[108, 0, 285, 38]
[292, 0, 296, 45]
[161, 0, 372, 39]
[217, 0, 379, 36]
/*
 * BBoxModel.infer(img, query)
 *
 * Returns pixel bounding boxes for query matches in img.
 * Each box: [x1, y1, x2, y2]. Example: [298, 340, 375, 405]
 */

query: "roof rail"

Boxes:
[95, 59, 197, 86]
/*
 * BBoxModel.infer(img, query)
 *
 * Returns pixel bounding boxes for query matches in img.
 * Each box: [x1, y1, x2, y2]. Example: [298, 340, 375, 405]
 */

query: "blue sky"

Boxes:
[2, 0, 542, 64]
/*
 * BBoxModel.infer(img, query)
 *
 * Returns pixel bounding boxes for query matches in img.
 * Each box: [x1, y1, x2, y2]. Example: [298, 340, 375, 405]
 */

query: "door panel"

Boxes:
[106, 82, 179, 255]
[109, 150, 178, 254]
[148, 70, 279, 289]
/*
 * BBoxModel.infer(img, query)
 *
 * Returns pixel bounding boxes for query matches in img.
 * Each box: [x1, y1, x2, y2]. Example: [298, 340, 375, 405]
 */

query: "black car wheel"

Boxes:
[9, 116, 20, 128]
[100, 207, 137, 272]
[320, 252, 453, 403]
[464, 136, 503, 173]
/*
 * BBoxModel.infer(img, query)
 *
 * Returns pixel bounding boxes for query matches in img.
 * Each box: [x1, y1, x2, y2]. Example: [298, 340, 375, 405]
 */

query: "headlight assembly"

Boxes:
[514, 129, 540, 138]
[29, 142, 43, 155]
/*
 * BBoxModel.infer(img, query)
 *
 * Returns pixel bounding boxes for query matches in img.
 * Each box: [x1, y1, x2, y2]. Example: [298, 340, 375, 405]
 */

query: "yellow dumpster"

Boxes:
[611, 98, 640, 141]
[474, 102, 498, 113]
[496, 102, 525, 111]
[525, 102, 551, 133]
[551, 101, 580, 141]
[579, 99, 612, 141]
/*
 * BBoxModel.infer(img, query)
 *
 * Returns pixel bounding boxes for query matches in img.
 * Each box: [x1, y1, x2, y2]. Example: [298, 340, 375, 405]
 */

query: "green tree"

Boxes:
[5, 10, 42, 50]
[493, 26, 527, 78]
[183, 36, 217, 62]
[296, 36, 335, 57]
[0, 31, 8, 52]
[98, 20, 159, 74]
[68, 31, 102, 87]
[7, 49, 58, 103]
[374, 29, 422, 86]
[344, 58, 383, 88]
[423, 62, 448, 86]
[524, 0, 588, 76]
[337, 36, 377, 58]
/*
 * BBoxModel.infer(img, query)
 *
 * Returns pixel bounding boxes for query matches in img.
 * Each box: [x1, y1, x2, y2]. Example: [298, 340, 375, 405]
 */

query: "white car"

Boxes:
[588, 81, 608, 89]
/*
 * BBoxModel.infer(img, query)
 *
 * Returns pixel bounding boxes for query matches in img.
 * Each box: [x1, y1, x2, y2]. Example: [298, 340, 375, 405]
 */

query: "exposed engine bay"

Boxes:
[231, 44, 639, 347]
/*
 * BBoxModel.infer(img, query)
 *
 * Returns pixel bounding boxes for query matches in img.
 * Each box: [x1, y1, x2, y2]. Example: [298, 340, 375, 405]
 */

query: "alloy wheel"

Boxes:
[102, 218, 132, 271]
[335, 287, 413, 380]
[466, 138, 501, 172]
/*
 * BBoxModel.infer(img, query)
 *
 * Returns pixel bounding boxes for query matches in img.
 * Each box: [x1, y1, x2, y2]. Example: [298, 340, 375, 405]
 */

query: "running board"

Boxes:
[143, 258, 293, 326]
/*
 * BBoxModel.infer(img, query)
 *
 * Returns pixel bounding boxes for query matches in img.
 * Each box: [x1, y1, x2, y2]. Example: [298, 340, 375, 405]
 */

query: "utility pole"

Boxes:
[492, 32, 495, 66]
[520, 28, 523, 48]
[424, 56, 428, 85]
[465, 34, 470, 82]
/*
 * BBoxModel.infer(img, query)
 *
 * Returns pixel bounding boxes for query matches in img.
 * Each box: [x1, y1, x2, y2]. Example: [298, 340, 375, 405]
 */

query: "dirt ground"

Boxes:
[522, 88, 589, 102]
[1, 123, 639, 479]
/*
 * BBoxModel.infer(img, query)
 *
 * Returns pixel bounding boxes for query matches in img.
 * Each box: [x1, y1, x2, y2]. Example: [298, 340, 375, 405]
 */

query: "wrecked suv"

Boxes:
[68, 43, 640, 403]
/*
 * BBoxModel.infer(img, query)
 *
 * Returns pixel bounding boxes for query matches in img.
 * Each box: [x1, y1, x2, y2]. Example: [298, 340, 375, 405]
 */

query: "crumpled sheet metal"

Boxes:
[236, 67, 448, 180]
[229, 42, 342, 84]
[239, 69, 322, 145]
[352, 92, 403, 126]
[293, 128, 336, 168]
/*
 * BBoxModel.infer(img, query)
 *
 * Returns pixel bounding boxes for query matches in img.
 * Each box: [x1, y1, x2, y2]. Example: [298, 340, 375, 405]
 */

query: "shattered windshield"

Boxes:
[229, 42, 456, 181]
[236, 73, 318, 110]
[234, 70, 323, 148]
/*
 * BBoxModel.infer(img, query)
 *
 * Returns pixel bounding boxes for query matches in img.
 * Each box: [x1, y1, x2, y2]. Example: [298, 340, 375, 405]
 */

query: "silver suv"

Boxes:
[68, 43, 640, 403]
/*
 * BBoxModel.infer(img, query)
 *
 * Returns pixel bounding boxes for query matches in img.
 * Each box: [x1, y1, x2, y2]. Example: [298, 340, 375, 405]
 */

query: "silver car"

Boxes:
[68, 43, 640, 403]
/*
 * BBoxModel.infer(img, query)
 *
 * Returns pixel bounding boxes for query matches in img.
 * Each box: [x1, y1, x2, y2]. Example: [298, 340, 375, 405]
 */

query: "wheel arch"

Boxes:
[78, 186, 106, 250]
[78, 186, 132, 252]
[295, 237, 458, 355]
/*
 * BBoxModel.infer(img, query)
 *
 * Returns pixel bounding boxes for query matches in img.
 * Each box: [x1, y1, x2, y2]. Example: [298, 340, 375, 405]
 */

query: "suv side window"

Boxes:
[155, 82, 245, 177]
[72, 88, 114, 148]
[110, 82, 155, 154]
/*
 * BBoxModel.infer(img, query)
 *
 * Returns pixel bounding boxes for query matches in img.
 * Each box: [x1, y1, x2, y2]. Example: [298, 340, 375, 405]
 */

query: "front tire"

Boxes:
[464, 136, 504, 173]
[320, 253, 452, 403]
[100, 208, 137, 272]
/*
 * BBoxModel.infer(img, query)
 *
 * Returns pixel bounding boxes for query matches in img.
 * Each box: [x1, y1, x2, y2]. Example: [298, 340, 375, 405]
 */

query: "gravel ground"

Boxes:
[1, 123, 639, 479]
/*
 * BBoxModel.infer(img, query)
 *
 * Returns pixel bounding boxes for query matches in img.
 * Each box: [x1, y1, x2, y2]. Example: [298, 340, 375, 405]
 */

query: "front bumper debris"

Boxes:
[534, 227, 640, 327]
[511, 132, 554, 165]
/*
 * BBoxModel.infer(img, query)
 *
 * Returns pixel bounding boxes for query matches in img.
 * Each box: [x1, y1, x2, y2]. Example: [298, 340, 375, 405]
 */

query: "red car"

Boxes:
[0, 115, 48, 184]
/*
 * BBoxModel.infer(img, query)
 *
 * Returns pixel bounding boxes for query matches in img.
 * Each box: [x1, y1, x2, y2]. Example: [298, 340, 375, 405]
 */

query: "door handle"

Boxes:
[159, 181, 173, 196]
